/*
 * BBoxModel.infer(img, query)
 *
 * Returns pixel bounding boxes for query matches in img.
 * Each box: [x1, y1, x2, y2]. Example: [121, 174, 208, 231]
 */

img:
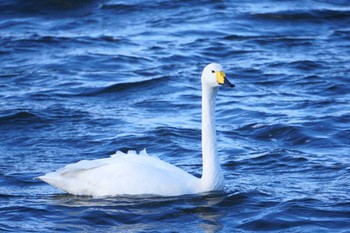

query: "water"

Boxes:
[0, 0, 350, 232]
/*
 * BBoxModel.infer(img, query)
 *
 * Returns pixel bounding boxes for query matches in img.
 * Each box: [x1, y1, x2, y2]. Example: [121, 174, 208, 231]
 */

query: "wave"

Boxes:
[100, 3, 140, 13]
[331, 29, 350, 40]
[4, 172, 43, 185]
[223, 34, 314, 42]
[237, 198, 350, 231]
[238, 123, 310, 145]
[288, 60, 324, 71]
[0, 33, 125, 51]
[0, 107, 92, 127]
[79, 76, 168, 97]
[0, 0, 99, 16]
[0, 111, 44, 125]
[249, 8, 350, 21]
[231, 148, 310, 172]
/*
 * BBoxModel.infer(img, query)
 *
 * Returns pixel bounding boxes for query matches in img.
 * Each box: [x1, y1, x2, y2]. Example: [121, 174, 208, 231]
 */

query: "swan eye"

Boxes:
[211, 70, 215, 73]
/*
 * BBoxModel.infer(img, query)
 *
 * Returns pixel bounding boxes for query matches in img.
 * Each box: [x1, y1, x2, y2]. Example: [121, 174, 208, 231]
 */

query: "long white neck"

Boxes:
[200, 84, 224, 191]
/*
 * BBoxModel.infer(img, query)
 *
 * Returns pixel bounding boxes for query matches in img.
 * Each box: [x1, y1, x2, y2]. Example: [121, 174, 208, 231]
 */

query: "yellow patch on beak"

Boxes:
[215, 71, 226, 85]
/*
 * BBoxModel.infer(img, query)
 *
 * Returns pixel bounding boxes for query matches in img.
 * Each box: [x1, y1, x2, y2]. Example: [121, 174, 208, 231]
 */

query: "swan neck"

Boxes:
[200, 85, 224, 191]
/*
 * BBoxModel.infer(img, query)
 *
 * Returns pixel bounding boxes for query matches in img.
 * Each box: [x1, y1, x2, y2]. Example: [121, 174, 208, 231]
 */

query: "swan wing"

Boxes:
[38, 150, 199, 196]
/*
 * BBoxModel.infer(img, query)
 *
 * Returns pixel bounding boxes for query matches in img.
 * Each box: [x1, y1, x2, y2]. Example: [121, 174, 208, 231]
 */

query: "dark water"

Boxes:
[1, 0, 350, 232]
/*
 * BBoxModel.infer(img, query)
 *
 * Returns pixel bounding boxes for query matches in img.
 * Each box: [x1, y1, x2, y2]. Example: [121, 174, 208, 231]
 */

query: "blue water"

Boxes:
[1, 0, 350, 232]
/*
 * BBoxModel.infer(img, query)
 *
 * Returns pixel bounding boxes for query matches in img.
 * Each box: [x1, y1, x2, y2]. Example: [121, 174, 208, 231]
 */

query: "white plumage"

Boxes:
[38, 63, 234, 197]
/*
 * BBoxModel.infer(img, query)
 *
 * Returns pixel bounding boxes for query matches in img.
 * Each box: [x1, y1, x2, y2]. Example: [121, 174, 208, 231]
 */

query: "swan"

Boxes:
[38, 63, 234, 197]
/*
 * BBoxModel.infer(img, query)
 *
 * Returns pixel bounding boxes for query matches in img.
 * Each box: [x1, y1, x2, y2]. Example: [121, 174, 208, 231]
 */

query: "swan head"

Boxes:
[201, 63, 234, 88]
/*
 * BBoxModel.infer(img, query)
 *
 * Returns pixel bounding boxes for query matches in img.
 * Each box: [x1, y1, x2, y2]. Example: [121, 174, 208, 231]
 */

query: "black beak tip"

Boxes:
[223, 78, 235, 88]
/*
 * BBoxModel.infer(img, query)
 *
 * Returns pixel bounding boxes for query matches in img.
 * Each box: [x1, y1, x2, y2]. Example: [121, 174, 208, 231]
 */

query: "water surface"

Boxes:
[0, 0, 349, 232]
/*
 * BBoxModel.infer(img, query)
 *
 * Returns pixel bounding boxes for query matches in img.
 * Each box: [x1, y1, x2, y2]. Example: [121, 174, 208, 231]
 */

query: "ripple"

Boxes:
[1, 0, 350, 232]
[288, 60, 324, 71]
[249, 9, 350, 21]
[80, 76, 168, 97]
[0, 111, 43, 125]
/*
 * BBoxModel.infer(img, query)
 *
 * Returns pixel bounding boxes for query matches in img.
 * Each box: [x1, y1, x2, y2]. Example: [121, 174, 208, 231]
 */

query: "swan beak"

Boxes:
[216, 71, 235, 88]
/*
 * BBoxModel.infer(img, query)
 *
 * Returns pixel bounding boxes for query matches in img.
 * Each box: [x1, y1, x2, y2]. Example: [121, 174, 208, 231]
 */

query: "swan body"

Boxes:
[38, 63, 234, 197]
[40, 150, 200, 196]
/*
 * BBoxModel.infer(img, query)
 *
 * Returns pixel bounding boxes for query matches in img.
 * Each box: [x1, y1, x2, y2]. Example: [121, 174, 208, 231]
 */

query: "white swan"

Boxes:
[38, 63, 234, 197]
